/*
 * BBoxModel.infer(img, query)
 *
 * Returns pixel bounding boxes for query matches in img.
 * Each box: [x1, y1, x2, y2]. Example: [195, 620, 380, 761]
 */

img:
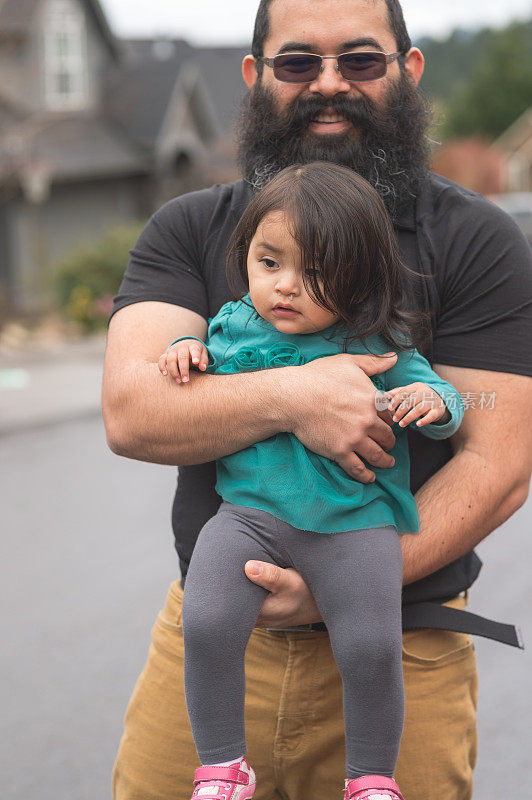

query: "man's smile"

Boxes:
[308, 106, 352, 133]
[311, 108, 349, 123]
[309, 118, 352, 133]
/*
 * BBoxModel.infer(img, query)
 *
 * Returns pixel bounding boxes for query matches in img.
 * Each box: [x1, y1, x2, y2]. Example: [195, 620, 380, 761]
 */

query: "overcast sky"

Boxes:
[99, 0, 532, 45]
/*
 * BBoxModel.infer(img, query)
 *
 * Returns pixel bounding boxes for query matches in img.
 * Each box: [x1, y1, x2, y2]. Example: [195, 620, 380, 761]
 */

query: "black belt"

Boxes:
[266, 602, 524, 649]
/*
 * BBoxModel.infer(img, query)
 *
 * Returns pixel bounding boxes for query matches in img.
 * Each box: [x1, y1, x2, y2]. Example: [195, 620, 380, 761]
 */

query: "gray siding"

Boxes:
[0, 0, 110, 113]
[0, 200, 15, 308]
[0, 20, 41, 111]
[9, 176, 149, 311]
[83, 0, 114, 108]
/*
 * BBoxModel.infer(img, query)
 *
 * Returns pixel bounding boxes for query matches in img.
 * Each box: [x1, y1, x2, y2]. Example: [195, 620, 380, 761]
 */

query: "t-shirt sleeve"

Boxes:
[110, 189, 217, 323]
[431, 194, 532, 376]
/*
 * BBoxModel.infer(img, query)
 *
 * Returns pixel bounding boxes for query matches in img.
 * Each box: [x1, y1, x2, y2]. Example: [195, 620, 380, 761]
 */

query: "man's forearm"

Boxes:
[402, 447, 529, 585]
[103, 360, 293, 465]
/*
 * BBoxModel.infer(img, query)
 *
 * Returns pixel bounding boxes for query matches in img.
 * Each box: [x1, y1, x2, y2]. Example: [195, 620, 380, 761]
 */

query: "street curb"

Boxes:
[0, 336, 105, 437]
[0, 406, 102, 439]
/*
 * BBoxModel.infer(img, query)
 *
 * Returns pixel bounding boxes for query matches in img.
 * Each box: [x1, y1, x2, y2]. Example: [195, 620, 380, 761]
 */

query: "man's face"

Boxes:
[258, 0, 401, 134]
[237, 0, 430, 218]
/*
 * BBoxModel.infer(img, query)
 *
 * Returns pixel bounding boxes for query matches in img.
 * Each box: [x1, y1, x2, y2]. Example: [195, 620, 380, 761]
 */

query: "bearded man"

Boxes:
[103, 1, 532, 799]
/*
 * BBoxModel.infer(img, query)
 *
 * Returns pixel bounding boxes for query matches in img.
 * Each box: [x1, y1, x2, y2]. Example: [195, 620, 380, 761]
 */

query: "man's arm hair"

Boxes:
[102, 301, 289, 465]
[401, 364, 532, 585]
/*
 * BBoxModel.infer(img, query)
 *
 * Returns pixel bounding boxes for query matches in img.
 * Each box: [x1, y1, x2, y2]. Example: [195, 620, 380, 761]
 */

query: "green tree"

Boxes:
[443, 21, 532, 140]
[417, 27, 497, 102]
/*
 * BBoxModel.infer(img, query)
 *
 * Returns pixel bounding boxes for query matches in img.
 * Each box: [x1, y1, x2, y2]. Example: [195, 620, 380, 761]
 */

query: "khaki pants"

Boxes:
[113, 580, 478, 800]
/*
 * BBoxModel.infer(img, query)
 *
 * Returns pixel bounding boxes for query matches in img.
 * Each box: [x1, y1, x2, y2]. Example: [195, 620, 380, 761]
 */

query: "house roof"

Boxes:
[0, 111, 148, 185]
[104, 48, 192, 150]
[120, 37, 194, 62]
[192, 46, 249, 134]
[38, 114, 148, 179]
[111, 39, 248, 142]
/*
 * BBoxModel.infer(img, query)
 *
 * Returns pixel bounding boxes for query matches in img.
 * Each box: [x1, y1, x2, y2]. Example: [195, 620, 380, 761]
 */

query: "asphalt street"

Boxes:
[1, 414, 530, 800]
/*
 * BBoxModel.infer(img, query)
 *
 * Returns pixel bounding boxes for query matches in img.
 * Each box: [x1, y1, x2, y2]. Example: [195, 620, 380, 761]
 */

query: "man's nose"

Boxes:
[307, 58, 351, 96]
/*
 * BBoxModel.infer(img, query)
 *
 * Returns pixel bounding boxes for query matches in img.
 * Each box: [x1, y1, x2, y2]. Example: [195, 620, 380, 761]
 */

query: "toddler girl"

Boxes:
[159, 162, 464, 800]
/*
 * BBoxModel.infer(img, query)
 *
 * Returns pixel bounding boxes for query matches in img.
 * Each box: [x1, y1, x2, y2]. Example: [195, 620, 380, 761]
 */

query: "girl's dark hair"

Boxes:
[251, 0, 412, 78]
[226, 162, 431, 354]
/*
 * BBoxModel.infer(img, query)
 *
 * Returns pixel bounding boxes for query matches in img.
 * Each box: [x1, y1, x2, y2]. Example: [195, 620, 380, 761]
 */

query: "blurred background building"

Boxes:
[0, 0, 531, 319]
[0, 0, 247, 314]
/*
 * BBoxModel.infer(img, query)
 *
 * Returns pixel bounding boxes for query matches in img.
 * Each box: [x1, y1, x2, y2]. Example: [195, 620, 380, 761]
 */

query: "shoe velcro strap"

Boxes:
[346, 775, 403, 799]
[194, 765, 248, 785]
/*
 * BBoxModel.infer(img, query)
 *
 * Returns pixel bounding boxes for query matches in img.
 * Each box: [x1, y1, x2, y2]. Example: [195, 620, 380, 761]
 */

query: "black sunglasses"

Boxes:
[259, 51, 402, 83]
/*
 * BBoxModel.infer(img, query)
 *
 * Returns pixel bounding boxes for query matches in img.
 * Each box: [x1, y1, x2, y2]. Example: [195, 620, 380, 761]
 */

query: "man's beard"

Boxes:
[235, 71, 433, 219]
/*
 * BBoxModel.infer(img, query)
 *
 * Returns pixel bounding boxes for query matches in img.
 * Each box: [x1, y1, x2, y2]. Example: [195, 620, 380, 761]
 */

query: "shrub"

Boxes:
[52, 221, 145, 330]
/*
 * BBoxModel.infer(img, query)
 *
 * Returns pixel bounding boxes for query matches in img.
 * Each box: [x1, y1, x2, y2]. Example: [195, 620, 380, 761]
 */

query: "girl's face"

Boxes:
[247, 211, 340, 334]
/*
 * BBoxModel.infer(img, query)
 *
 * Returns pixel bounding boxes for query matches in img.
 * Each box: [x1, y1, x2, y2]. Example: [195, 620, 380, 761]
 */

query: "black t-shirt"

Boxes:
[112, 173, 532, 605]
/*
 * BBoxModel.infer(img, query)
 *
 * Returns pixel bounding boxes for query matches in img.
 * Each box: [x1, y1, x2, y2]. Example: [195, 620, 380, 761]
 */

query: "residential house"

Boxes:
[0, 0, 247, 313]
[431, 136, 505, 196]
[495, 107, 532, 192]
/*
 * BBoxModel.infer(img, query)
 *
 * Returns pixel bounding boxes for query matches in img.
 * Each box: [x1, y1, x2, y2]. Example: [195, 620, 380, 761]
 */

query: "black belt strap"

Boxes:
[402, 603, 524, 649]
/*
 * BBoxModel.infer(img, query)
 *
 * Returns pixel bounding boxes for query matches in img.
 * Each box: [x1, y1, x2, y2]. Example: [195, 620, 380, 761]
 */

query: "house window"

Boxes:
[43, 0, 88, 110]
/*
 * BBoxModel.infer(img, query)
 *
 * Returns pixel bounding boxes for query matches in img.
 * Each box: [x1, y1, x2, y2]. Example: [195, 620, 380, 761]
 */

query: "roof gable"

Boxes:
[496, 107, 532, 153]
[192, 46, 249, 134]
[104, 49, 192, 149]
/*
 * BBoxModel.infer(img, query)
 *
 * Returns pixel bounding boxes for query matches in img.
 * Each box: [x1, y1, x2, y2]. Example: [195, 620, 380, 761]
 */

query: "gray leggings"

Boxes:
[182, 501, 404, 780]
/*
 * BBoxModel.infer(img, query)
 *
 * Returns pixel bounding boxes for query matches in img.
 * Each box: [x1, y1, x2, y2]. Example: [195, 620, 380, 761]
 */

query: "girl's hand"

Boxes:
[387, 382, 451, 428]
[158, 339, 209, 384]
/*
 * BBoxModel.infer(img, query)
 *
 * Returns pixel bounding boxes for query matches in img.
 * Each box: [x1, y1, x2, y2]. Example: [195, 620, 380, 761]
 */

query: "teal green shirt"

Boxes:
[197, 295, 464, 534]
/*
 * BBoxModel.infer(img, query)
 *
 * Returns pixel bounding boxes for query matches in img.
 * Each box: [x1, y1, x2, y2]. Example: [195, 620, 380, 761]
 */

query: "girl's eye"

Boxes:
[261, 258, 279, 270]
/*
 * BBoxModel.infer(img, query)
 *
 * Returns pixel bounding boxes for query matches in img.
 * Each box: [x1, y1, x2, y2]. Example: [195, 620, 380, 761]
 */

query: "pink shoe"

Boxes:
[191, 756, 256, 799]
[343, 775, 405, 800]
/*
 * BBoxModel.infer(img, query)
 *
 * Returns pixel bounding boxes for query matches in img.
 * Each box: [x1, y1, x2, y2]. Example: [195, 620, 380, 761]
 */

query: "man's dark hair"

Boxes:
[251, 0, 412, 76]
[226, 162, 430, 352]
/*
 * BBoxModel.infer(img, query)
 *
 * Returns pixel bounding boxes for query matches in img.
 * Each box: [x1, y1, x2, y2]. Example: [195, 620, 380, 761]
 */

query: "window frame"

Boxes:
[42, 0, 89, 111]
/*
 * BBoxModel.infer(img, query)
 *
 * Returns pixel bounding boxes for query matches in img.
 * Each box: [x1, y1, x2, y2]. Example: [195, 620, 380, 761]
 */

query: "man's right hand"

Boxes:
[284, 352, 398, 483]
